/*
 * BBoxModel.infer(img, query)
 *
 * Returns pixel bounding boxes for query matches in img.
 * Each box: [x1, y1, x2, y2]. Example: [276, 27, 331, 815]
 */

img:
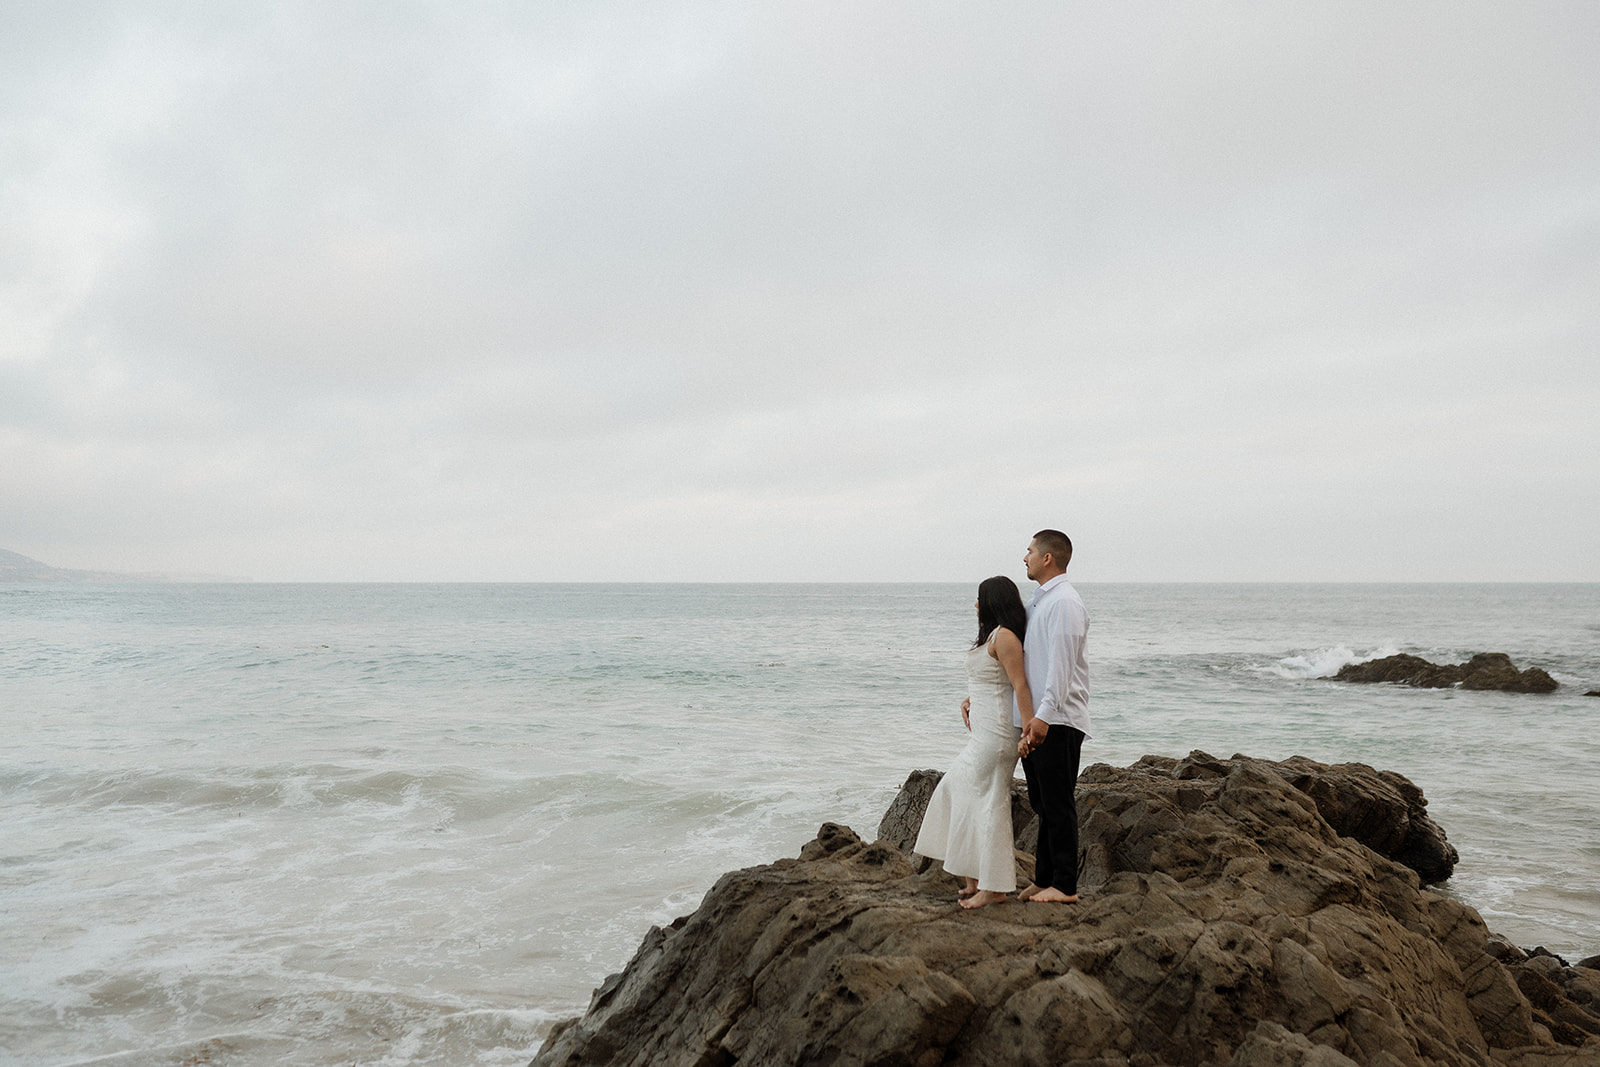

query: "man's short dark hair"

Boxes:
[1032, 529, 1073, 570]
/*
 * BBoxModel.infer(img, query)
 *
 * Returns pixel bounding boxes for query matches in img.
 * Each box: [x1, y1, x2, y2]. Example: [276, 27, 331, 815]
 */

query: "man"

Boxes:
[1015, 529, 1090, 904]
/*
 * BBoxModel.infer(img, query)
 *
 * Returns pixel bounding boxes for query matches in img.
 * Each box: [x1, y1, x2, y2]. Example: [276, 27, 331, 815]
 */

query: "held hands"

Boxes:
[961, 697, 971, 731]
[1018, 718, 1049, 758]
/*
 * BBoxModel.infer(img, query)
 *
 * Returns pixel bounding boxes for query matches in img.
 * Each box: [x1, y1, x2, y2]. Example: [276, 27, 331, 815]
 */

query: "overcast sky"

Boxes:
[2, 2, 1596, 582]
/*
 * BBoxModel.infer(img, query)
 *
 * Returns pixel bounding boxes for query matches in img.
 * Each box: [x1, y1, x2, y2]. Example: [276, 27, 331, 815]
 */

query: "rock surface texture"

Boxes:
[531, 753, 1599, 1067]
[876, 754, 1460, 888]
[1326, 653, 1558, 694]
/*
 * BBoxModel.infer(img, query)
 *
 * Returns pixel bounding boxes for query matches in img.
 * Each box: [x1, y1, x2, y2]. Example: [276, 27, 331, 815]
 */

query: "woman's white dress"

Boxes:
[913, 633, 1023, 892]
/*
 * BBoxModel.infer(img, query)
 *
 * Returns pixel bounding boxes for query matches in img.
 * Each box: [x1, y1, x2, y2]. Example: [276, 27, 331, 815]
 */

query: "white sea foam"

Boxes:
[1265, 644, 1401, 680]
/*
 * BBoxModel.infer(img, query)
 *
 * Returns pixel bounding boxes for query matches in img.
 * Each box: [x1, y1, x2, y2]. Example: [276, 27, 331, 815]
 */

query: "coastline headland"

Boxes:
[532, 753, 1600, 1067]
[0, 548, 247, 583]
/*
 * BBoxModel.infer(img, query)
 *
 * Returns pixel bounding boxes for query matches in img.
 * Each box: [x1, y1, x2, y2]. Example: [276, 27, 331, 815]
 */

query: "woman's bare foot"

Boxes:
[957, 878, 979, 899]
[959, 890, 1008, 910]
[1027, 887, 1079, 904]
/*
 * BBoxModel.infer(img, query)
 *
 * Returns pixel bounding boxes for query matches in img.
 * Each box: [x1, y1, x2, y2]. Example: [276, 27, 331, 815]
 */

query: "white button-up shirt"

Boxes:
[1013, 574, 1091, 738]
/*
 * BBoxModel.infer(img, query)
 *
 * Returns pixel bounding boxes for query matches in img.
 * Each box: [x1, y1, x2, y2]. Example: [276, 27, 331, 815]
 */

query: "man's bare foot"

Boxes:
[1027, 887, 1079, 904]
[959, 890, 1008, 910]
[1016, 883, 1042, 901]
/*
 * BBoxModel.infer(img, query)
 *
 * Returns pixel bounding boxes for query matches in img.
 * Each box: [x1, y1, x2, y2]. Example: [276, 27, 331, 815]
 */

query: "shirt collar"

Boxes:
[1031, 573, 1070, 600]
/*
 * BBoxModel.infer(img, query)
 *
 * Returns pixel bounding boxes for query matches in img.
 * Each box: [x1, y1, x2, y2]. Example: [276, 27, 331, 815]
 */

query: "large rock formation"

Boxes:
[877, 754, 1459, 887]
[1326, 654, 1558, 694]
[532, 754, 1599, 1067]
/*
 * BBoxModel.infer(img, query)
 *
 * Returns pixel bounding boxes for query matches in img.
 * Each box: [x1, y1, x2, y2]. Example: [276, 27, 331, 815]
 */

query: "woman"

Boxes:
[913, 576, 1036, 909]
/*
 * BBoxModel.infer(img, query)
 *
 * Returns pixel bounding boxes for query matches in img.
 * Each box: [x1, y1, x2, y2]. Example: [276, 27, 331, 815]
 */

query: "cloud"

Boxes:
[2, 1, 1597, 579]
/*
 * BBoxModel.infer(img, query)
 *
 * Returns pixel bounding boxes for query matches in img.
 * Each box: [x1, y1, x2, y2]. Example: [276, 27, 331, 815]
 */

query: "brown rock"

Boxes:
[1491, 937, 1532, 963]
[530, 756, 1595, 1067]
[875, 769, 944, 853]
[878, 769, 1034, 853]
[877, 770, 1036, 885]
[1460, 654, 1560, 694]
[1094, 752, 1458, 885]
[1330, 653, 1450, 687]
[1503, 956, 1600, 1049]
[1488, 1050, 1600, 1066]
[1230, 1019, 1362, 1066]
[1328, 653, 1559, 693]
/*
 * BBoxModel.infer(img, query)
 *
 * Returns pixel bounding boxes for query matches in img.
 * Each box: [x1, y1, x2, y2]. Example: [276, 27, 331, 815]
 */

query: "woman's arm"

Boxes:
[991, 628, 1035, 731]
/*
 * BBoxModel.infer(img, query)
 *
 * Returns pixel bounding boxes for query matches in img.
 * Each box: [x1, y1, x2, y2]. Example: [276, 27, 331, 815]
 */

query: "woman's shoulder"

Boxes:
[989, 626, 1022, 653]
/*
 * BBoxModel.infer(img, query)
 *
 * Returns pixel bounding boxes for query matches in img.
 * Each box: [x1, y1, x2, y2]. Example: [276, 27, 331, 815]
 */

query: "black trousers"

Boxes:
[1020, 723, 1084, 894]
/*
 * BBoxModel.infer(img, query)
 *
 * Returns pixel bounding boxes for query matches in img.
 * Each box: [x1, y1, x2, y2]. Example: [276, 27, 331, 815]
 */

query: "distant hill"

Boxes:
[0, 549, 126, 582]
[0, 549, 247, 583]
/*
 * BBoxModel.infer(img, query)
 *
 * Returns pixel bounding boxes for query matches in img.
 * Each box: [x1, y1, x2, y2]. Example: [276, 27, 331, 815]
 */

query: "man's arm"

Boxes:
[1022, 596, 1066, 747]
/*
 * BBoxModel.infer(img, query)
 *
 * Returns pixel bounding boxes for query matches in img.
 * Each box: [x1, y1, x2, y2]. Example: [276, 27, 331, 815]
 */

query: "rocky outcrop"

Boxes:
[531, 754, 1597, 1067]
[1481, 942, 1600, 1051]
[877, 769, 1038, 871]
[1326, 653, 1558, 693]
[878, 754, 1458, 887]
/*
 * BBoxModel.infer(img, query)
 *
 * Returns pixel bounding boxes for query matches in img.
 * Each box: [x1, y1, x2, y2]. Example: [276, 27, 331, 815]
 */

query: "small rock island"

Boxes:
[532, 753, 1598, 1067]
[1325, 653, 1558, 694]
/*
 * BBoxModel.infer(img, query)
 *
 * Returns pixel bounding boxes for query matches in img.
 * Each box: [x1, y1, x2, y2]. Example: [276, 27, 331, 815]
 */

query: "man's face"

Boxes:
[1023, 539, 1050, 583]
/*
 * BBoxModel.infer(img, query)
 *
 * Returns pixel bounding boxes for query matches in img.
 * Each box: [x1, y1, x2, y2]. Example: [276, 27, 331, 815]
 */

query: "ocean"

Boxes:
[3, 582, 1597, 1066]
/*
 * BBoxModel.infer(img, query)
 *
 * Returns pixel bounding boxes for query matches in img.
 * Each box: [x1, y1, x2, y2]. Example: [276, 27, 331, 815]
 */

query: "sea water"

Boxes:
[2, 582, 1597, 1066]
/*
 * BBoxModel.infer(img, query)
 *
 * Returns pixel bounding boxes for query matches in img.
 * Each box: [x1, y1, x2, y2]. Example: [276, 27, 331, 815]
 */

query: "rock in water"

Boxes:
[532, 755, 1598, 1067]
[1327, 653, 1558, 693]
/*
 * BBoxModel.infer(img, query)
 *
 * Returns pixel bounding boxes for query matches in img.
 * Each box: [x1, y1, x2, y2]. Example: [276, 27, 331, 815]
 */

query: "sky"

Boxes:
[2, 2, 1597, 582]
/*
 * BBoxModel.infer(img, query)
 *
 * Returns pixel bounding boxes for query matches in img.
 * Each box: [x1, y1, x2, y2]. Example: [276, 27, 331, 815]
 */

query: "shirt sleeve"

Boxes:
[1030, 597, 1066, 723]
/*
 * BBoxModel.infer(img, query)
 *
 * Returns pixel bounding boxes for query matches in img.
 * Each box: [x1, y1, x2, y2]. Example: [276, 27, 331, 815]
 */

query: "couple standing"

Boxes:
[914, 530, 1090, 910]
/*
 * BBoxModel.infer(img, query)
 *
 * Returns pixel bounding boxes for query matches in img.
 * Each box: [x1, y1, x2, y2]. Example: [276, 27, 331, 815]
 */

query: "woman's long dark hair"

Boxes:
[973, 575, 1028, 650]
